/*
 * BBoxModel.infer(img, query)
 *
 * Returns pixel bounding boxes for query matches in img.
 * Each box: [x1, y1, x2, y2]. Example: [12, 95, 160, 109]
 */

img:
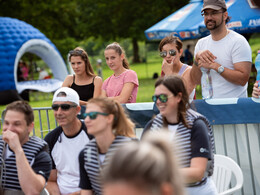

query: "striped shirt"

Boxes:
[144, 109, 215, 176]
[0, 136, 51, 191]
[79, 136, 133, 195]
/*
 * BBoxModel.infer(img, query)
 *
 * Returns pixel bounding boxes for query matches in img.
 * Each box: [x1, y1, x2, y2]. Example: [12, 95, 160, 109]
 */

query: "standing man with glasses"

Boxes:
[44, 87, 93, 195]
[191, 0, 252, 98]
[0, 101, 52, 194]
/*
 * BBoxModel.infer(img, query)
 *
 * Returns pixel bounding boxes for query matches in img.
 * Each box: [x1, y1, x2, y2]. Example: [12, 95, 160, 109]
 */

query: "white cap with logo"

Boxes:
[52, 87, 80, 106]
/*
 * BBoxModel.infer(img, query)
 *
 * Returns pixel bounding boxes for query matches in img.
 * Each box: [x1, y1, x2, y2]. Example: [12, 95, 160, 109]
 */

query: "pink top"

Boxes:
[102, 70, 139, 103]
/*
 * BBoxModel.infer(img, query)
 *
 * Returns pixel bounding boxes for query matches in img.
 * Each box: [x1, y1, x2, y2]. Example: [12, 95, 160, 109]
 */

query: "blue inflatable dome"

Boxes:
[0, 17, 68, 104]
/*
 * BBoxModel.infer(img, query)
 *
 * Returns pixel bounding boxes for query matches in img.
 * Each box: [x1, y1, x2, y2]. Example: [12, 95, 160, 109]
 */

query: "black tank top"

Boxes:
[70, 75, 95, 101]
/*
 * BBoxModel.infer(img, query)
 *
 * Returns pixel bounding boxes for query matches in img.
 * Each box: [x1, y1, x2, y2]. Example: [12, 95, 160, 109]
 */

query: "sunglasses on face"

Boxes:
[83, 112, 109, 120]
[52, 104, 77, 111]
[152, 94, 173, 103]
[160, 49, 176, 58]
[69, 50, 83, 55]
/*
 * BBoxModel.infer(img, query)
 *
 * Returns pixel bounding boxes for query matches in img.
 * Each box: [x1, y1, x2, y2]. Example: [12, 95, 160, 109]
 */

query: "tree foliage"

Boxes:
[77, 0, 187, 40]
[77, 0, 188, 62]
[0, 0, 189, 62]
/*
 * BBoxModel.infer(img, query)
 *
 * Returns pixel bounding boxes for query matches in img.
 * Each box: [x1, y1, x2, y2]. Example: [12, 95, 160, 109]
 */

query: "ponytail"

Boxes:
[87, 97, 135, 138]
[105, 42, 129, 69]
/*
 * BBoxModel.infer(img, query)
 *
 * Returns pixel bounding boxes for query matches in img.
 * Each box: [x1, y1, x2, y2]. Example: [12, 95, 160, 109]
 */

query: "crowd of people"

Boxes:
[0, 0, 256, 194]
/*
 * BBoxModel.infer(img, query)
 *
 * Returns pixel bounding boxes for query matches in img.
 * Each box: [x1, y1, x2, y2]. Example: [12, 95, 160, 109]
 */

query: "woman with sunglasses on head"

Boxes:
[63, 47, 102, 106]
[79, 97, 136, 195]
[102, 42, 139, 103]
[142, 75, 217, 195]
[159, 36, 199, 102]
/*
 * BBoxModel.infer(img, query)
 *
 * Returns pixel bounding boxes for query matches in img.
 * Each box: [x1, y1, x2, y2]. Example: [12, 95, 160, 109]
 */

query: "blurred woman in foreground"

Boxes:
[103, 131, 186, 195]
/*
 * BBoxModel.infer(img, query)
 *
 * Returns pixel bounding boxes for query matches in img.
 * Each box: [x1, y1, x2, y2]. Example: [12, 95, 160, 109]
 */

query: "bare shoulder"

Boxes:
[94, 76, 103, 84]
[62, 75, 73, 87]
[182, 65, 192, 78]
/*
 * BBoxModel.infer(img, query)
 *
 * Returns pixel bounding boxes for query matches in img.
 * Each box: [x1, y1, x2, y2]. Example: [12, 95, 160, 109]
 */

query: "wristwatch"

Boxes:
[218, 66, 224, 74]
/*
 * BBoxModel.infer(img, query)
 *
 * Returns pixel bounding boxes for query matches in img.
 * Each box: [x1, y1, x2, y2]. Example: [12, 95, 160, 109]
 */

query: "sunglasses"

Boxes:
[152, 94, 173, 103]
[52, 104, 77, 111]
[83, 112, 109, 120]
[159, 49, 176, 58]
[69, 50, 83, 55]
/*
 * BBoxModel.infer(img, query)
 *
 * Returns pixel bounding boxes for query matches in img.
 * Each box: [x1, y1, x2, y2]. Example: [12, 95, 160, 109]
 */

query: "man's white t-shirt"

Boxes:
[195, 30, 252, 98]
[51, 130, 90, 194]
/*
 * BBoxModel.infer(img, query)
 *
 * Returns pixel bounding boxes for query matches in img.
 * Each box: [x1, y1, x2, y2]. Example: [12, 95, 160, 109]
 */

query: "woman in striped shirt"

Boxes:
[79, 97, 136, 195]
[142, 75, 217, 195]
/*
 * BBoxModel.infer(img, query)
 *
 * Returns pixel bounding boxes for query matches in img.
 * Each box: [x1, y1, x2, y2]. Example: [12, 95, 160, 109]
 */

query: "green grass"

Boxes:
[1, 35, 259, 135]
[249, 33, 260, 63]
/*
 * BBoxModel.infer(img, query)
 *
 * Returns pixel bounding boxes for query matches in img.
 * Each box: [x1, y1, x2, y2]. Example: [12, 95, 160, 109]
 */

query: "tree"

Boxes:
[0, 0, 189, 62]
[0, 0, 80, 59]
[76, 0, 188, 62]
[0, 0, 80, 39]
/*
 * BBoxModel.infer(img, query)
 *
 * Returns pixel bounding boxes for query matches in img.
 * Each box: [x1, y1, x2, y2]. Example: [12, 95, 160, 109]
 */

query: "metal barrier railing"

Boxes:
[31, 107, 58, 139]
[1, 107, 57, 139]
[1, 99, 260, 195]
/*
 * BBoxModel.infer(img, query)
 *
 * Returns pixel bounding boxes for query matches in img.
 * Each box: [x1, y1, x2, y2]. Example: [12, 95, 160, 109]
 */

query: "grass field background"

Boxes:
[0, 34, 259, 135]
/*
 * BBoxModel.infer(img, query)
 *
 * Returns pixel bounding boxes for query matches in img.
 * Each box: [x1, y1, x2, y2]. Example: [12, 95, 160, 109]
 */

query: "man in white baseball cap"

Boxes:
[44, 87, 93, 194]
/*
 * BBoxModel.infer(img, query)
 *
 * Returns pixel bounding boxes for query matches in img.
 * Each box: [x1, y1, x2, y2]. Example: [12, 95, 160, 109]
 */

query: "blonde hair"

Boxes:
[105, 42, 129, 69]
[103, 131, 186, 195]
[88, 97, 135, 137]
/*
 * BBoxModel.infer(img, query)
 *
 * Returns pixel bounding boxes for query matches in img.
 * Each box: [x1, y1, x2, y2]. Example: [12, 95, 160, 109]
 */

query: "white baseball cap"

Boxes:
[52, 87, 79, 106]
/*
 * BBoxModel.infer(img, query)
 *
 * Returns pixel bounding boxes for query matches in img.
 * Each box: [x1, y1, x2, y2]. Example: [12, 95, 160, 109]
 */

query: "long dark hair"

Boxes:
[155, 75, 190, 128]
[69, 47, 95, 77]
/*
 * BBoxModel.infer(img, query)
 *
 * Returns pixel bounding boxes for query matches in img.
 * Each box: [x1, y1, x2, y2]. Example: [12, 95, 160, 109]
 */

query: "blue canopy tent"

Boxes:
[198, 0, 260, 37]
[145, 0, 204, 41]
[223, 0, 260, 33]
[145, 0, 260, 41]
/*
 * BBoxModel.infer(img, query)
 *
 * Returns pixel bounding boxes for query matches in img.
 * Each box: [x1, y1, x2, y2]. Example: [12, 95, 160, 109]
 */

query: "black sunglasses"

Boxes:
[152, 94, 173, 103]
[52, 104, 77, 111]
[69, 50, 83, 55]
[160, 49, 176, 58]
[83, 112, 109, 120]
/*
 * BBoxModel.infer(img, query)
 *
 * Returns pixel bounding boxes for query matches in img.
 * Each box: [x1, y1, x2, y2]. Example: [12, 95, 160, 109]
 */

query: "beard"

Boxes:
[205, 15, 224, 30]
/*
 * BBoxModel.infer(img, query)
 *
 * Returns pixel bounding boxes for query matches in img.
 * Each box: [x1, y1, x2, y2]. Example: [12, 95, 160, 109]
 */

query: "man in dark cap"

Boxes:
[191, 0, 252, 98]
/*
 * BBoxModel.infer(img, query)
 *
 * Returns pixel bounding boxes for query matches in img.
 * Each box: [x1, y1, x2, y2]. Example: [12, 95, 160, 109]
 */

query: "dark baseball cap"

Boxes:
[201, 0, 227, 12]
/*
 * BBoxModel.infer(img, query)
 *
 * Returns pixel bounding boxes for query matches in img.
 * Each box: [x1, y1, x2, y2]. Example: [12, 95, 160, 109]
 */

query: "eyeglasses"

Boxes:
[83, 112, 109, 120]
[201, 11, 224, 17]
[69, 50, 83, 55]
[52, 104, 77, 111]
[160, 50, 176, 58]
[152, 94, 173, 103]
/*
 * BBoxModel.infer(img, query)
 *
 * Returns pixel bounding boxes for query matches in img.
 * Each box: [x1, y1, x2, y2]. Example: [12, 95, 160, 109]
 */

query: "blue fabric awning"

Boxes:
[145, 0, 260, 41]
[145, 0, 204, 41]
